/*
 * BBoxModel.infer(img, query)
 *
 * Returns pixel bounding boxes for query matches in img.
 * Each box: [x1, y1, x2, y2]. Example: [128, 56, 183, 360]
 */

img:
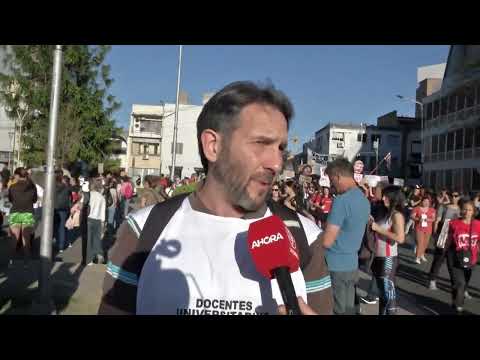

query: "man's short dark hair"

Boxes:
[196, 80, 294, 174]
[325, 158, 354, 178]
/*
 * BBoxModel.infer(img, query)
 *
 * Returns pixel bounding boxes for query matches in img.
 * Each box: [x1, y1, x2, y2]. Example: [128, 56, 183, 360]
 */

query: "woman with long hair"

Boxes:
[445, 200, 480, 314]
[370, 185, 406, 315]
[411, 197, 436, 264]
[270, 182, 282, 203]
[428, 190, 461, 290]
[8, 167, 37, 267]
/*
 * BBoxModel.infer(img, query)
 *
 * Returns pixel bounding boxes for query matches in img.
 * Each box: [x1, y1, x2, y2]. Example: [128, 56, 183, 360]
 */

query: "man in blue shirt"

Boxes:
[320, 158, 370, 315]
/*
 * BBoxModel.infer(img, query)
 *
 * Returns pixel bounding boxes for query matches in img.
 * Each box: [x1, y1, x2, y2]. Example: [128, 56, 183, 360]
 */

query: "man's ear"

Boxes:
[200, 129, 222, 165]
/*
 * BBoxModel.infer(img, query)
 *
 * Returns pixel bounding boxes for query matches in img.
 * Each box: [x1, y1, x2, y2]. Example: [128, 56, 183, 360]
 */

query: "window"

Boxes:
[465, 128, 474, 148]
[447, 132, 455, 151]
[171, 142, 184, 155]
[426, 102, 433, 120]
[433, 100, 440, 118]
[473, 168, 480, 191]
[431, 171, 437, 188]
[411, 140, 421, 154]
[445, 169, 453, 190]
[431, 135, 438, 154]
[371, 134, 381, 150]
[466, 86, 475, 107]
[425, 137, 431, 156]
[455, 129, 464, 150]
[475, 127, 480, 148]
[448, 94, 456, 113]
[387, 135, 400, 147]
[457, 89, 465, 111]
[463, 168, 472, 191]
[440, 97, 448, 115]
[332, 132, 344, 141]
[357, 133, 367, 142]
[337, 142, 344, 148]
[439, 133, 446, 153]
[139, 119, 162, 134]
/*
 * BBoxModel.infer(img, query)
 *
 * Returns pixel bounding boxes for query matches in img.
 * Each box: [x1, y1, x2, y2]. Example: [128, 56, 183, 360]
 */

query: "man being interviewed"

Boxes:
[321, 158, 370, 315]
[98, 81, 332, 315]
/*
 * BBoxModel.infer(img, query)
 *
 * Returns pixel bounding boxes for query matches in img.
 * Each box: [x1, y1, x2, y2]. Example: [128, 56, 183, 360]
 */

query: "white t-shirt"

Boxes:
[129, 197, 321, 315]
[33, 184, 44, 209]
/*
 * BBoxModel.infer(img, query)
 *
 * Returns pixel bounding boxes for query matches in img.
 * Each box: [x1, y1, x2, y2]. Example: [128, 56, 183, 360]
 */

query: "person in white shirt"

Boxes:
[86, 178, 106, 265]
[99, 81, 323, 315]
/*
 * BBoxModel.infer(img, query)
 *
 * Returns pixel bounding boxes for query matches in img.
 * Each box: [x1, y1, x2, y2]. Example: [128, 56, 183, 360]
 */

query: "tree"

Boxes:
[0, 45, 121, 168]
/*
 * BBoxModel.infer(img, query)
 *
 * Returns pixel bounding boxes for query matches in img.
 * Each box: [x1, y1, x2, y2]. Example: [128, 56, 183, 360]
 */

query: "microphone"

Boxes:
[247, 215, 301, 315]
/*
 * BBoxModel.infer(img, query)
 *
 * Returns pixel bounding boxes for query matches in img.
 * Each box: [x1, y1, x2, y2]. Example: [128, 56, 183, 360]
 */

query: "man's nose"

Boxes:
[263, 147, 283, 174]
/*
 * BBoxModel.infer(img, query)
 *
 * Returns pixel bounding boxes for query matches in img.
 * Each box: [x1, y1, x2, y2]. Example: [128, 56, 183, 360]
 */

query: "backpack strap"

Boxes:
[267, 199, 312, 269]
[132, 193, 189, 269]
[267, 199, 333, 315]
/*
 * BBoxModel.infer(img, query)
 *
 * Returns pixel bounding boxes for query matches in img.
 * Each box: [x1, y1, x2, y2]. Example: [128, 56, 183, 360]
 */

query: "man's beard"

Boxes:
[211, 146, 274, 212]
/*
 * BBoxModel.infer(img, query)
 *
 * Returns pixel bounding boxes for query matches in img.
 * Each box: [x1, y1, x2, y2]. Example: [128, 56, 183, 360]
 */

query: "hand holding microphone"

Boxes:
[247, 215, 317, 315]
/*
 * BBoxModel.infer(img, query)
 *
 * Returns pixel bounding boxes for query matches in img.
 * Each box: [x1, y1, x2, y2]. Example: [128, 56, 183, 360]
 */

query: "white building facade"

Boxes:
[312, 123, 403, 176]
[126, 103, 204, 180]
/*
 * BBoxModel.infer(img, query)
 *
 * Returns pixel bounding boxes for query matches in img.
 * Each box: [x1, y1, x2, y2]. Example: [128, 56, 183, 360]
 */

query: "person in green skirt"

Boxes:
[8, 168, 37, 266]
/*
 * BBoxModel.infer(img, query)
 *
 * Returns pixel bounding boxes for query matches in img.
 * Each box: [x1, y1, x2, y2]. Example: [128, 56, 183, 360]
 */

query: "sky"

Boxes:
[106, 45, 449, 150]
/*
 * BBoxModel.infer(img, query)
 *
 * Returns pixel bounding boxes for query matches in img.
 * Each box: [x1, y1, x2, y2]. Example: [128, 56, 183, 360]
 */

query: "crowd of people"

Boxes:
[267, 162, 480, 314]
[0, 166, 203, 268]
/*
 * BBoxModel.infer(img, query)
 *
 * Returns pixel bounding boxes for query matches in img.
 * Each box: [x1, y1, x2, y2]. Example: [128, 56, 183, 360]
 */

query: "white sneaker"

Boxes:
[87, 262, 93, 266]
[415, 258, 421, 264]
[429, 280, 438, 290]
[421, 255, 428, 262]
[465, 291, 472, 300]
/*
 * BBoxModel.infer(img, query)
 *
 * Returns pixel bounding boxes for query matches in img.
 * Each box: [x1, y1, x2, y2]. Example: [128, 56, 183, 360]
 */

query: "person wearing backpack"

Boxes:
[98, 81, 332, 315]
[445, 200, 480, 314]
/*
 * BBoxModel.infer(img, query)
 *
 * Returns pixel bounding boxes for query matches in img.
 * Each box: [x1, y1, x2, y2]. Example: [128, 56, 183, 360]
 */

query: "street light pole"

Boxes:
[171, 45, 183, 181]
[36, 45, 63, 314]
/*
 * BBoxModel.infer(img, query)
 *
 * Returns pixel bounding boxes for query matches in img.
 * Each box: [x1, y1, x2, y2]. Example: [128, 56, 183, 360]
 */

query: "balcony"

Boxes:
[446, 151, 454, 161]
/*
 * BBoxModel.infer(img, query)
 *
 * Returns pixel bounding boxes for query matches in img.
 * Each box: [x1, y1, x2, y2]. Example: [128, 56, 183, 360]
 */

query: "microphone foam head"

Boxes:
[247, 215, 300, 279]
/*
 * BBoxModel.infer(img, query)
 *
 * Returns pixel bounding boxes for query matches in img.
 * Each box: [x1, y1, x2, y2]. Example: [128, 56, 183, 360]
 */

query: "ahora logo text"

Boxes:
[251, 233, 284, 249]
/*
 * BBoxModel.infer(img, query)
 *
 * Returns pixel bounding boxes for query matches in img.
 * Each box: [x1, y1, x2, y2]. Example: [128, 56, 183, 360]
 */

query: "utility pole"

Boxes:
[170, 45, 183, 181]
[34, 45, 63, 314]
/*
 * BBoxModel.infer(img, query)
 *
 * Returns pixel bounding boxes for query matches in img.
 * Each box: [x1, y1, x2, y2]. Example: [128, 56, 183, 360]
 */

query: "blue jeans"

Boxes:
[107, 207, 116, 227]
[54, 209, 68, 251]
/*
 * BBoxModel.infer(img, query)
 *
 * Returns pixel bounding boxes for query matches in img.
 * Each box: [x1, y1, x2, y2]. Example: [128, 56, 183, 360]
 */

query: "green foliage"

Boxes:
[0, 45, 121, 168]
[172, 182, 198, 196]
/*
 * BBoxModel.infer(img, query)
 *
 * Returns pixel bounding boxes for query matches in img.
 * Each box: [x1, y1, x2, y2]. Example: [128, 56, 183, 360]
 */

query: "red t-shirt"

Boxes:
[448, 219, 480, 265]
[319, 196, 333, 214]
[412, 207, 436, 234]
[311, 193, 322, 205]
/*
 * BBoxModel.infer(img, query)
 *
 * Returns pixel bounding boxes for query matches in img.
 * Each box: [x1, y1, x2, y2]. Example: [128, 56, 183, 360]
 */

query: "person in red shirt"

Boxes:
[411, 197, 436, 264]
[318, 187, 333, 229]
[445, 200, 480, 313]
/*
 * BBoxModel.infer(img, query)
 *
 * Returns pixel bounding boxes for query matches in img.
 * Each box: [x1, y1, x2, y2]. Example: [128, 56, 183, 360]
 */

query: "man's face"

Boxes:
[211, 103, 288, 212]
[327, 173, 340, 193]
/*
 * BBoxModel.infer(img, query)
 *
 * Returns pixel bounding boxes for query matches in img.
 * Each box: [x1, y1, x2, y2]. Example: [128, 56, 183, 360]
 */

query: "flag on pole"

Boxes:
[385, 152, 392, 170]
